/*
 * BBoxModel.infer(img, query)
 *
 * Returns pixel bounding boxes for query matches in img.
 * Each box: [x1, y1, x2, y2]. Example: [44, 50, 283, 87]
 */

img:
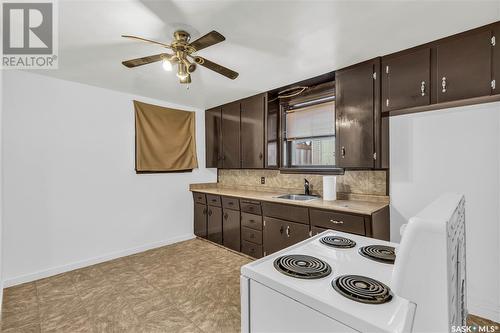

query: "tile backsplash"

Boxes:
[218, 169, 388, 197]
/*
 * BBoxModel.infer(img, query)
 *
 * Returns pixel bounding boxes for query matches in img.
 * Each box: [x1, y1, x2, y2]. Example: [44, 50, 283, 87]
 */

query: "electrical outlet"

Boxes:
[261, 177, 265, 184]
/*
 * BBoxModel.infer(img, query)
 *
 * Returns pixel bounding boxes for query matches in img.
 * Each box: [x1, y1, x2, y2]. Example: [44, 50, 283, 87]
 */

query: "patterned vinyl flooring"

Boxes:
[1, 238, 498, 332]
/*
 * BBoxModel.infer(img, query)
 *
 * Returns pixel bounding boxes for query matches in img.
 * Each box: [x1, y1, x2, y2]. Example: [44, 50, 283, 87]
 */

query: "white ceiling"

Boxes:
[34, 0, 500, 109]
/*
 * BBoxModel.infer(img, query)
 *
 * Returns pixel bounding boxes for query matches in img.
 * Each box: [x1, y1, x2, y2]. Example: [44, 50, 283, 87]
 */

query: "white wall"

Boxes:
[2, 71, 216, 286]
[0, 67, 4, 308]
[390, 102, 500, 322]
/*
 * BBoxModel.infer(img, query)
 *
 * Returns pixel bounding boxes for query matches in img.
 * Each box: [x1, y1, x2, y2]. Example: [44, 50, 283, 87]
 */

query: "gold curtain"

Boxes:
[134, 100, 198, 172]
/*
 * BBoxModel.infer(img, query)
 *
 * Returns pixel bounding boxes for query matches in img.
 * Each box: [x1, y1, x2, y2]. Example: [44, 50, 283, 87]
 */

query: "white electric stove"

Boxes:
[241, 193, 467, 333]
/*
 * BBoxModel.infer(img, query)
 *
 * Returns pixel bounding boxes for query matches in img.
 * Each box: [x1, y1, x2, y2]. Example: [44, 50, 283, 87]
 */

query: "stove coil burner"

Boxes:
[320, 236, 356, 249]
[332, 275, 393, 304]
[359, 245, 396, 264]
[273, 254, 332, 279]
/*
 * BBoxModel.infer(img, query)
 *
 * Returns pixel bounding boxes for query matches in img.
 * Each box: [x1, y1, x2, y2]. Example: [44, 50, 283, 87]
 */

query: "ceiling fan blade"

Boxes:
[193, 56, 239, 80]
[189, 31, 225, 51]
[122, 53, 169, 68]
[121, 35, 171, 48]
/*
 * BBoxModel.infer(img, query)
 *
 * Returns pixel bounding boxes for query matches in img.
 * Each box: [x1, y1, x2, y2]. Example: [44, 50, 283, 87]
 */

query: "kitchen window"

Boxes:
[282, 97, 338, 171]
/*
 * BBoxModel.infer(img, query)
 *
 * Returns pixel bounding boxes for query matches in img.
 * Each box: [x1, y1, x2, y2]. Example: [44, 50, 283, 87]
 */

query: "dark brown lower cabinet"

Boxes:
[194, 203, 207, 238]
[222, 209, 240, 251]
[207, 206, 222, 244]
[311, 226, 327, 236]
[193, 193, 389, 256]
[263, 217, 309, 255]
[241, 240, 263, 258]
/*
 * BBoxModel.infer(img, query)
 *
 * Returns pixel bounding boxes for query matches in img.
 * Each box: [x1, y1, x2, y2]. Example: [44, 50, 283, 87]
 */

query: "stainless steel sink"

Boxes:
[276, 194, 319, 201]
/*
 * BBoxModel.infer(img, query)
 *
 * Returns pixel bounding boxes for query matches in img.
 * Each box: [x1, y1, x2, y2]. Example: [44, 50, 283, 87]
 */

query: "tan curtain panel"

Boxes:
[134, 100, 198, 172]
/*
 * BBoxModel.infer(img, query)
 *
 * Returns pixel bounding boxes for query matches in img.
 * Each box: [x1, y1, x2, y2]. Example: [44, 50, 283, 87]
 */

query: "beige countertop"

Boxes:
[189, 183, 389, 215]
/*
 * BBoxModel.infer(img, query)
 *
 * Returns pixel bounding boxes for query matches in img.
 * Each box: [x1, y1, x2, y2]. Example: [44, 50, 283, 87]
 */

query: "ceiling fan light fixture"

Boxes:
[176, 63, 189, 80]
[162, 59, 172, 71]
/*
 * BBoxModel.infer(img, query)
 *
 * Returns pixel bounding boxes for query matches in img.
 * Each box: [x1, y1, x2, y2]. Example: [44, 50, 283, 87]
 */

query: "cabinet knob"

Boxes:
[208, 209, 213, 216]
[286, 226, 290, 237]
[341, 147, 346, 158]
[223, 213, 228, 219]
[329, 219, 344, 224]
[441, 77, 447, 93]
[421, 81, 426, 96]
[259, 152, 263, 160]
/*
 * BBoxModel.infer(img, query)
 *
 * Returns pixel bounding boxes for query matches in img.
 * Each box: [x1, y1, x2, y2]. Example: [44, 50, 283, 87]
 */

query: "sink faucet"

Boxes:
[304, 178, 310, 196]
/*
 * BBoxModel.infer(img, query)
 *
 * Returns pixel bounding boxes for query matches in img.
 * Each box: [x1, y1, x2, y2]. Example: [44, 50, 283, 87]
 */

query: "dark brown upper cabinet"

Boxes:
[205, 107, 222, 168]
[336, 58, 381, 169]
[382, 48, 431, 112]
[266, 95, 280, 169]
[221, 101, 241, 169]
[493, 23, 500, 95]
[436, 29, 492, 103]
[241, 93, 266, 168]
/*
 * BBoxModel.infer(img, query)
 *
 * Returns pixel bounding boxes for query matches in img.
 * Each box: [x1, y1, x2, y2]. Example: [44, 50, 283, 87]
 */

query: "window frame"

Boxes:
[279, 96, 344, 175]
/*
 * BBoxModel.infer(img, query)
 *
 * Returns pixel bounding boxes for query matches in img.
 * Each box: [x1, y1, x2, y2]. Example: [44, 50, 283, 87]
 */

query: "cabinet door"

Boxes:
[382, 48, 431, 112]
[436, 29, 492, 103]
[263, 217, 310, 255]
[335, 59, 378, 168]
[205, 107, 222, 168]
[241, 94, 265, 168]
[493, 24, 500, 95]
[221, 102, 241, 168]
[194, 203, 207, 238]
[263, 217, 287, 255]
[207, 206, 222, 244]
[223, 209, 241, 251]
[266, 97, 280, 168]
[283, 220, 310, 248]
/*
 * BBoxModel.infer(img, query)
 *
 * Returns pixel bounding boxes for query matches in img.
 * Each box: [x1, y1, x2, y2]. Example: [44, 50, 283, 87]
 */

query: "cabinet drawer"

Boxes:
[206, 194, 221, 207]
[241, 240, 263, 259]
[193, 192, 206, 204]
[241, 227, 262, 245]
[310, 209, 365, 235]
[222, 196, 240, 210]
[262, 202, 309, 224]
[240, 200, 262, 215]
[241, 212, 263, 231]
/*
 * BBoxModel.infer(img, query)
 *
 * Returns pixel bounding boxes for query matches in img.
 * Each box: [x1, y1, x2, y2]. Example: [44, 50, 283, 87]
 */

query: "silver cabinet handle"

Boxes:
[286, 226, 290, 237]
[341, 146, 346, 158]
[421, 81, 426, 96]
[442, 77, 447, 93]
[329, 219, 344, 224]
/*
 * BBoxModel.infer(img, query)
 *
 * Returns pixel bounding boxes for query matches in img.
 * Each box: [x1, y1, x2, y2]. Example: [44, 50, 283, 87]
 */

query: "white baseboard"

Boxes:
[468, 295, 500, 323]
[3, 234, 195, 288]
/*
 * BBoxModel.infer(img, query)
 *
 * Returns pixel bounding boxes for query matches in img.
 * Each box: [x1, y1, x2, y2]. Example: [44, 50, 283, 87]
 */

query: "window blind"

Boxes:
[285, 101, 335, 139]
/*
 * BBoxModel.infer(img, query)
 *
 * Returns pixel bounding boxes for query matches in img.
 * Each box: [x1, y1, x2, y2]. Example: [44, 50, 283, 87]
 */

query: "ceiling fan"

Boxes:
[121, 30, 239, 84]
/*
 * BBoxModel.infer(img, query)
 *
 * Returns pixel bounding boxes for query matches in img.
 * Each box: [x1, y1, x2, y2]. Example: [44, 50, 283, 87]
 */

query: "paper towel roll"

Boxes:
[323, 176, 337, 201]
